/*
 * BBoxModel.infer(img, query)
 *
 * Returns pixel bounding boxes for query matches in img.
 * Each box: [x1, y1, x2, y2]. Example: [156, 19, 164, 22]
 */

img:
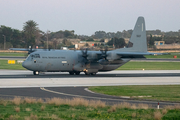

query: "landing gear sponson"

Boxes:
[33, 71, 96, 75]
[69, 71, 97, 75]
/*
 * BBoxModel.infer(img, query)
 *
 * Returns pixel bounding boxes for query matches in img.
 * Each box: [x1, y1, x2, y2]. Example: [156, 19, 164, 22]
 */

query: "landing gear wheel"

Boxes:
[69, 71, 74, 75]
[33, 71, 39, 75]
[90, 73, 97, 75]
[84, 71, 89, 75]
[75, 72, 80, 75]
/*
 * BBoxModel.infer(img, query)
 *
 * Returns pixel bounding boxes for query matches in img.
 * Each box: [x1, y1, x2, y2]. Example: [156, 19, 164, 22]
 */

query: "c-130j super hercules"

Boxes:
[11, 17, 165, 75]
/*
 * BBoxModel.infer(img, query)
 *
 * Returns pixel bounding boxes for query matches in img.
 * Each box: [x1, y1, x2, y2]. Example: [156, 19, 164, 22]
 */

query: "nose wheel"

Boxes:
[33, 71, 39, 75]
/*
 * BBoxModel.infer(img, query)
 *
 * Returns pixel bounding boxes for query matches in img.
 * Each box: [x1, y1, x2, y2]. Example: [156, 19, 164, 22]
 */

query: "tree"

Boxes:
[107, 37, 126, 48]
[149, 34, 155, 46]
[62, 39, 72, 46]
[23, 20, 39, 48]
[0, 25, 23, 49]
[94, 31, 106, 39]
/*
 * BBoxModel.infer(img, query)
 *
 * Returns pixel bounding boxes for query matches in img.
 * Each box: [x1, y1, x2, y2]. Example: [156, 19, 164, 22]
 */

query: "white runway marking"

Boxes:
[40, 87, 157, 104]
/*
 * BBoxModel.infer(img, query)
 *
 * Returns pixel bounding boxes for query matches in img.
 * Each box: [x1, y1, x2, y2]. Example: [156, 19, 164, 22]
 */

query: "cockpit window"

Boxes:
[26, 55, 31, 60]
[31, 54, 40, 58]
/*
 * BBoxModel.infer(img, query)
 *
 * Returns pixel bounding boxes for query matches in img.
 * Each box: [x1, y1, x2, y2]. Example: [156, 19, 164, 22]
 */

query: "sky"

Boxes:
[0, 0, 180, 35]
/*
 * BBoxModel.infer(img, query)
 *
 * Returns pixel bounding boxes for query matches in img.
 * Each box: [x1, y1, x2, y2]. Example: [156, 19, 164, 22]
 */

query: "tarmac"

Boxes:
[0, 70, 180, 108]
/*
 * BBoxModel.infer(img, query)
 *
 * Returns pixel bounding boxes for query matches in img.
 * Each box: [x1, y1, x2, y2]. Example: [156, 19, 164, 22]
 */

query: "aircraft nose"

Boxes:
[22, 61, 30, 69]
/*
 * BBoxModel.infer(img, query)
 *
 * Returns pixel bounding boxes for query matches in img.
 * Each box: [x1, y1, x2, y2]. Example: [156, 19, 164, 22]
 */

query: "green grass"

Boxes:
[0, 98, 180, 120]
[89, 85, 180, 102]
[145, 53, 180, 59]
[0, 52, 25, 57]
[117, 62, 180, 70]
[0, 60, 25, 70]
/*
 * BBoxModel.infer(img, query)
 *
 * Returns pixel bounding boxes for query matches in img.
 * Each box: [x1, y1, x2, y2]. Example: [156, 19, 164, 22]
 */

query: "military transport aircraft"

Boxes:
[10, 17, 165, 75]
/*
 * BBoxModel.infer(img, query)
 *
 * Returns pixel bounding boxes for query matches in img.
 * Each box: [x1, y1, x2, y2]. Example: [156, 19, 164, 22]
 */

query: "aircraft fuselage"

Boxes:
[22, 50, 129, 74]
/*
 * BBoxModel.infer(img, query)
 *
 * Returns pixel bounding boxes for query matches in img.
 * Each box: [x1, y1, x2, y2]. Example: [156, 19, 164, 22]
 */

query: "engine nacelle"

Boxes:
[107, 52, 120, 61]
[98, 59, 109, 65]
[73, 63, 86, 71]
[85, 62, 103, 69]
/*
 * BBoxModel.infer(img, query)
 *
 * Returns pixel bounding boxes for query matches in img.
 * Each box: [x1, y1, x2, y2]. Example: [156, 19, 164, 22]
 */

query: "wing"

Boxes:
[116, 52, 169, 58]
[117, 52, 169, 56]
[9, 48, 30, 51]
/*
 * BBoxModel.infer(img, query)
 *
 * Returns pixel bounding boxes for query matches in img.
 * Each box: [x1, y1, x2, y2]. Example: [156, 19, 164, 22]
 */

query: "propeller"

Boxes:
[100, 46, 108, 60]
[27, 46, 34, 54]
[81, 48, 88, 59]
[24, 46, 35, 58]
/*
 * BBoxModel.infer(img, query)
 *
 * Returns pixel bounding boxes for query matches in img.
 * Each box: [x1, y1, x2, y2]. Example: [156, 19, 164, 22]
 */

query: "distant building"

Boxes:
[154, 41, 165, 45]
[152, 35, 162, 37]
[147, 35, 163, 37]
[124, 38, 130, 44]
[61, 47, 68, 50]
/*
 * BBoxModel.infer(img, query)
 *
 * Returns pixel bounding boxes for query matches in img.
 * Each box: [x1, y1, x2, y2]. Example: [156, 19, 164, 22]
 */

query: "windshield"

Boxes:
[26, 53, 40, 61]
[26, 55, 31, 61]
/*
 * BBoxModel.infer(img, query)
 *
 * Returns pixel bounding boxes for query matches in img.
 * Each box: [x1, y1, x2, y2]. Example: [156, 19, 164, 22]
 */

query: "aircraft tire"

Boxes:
[75, 72, 80, 75]
[33, 71, 39, 75]
[90, 73, 97, 75]
[84, 71, 90, 75]
[69, 71, 74, 75]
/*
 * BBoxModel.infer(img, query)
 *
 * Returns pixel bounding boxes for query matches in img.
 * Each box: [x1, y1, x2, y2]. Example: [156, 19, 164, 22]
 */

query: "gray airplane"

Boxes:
[11, 17, 165, 75]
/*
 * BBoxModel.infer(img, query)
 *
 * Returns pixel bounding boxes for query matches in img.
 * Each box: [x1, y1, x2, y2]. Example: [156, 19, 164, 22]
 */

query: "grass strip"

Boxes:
[0, 60, 25, 70]
[0, 52, 26, 57]
[145, 53, 179, 59]
[89, 85, 180, 102]
[117, 61, 180, 70]
[0, 97, 180, 120]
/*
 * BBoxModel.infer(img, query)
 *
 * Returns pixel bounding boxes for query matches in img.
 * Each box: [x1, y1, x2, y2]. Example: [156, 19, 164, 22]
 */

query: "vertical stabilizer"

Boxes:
[116, 17, 147, 52]
[127, 17, 147, 52]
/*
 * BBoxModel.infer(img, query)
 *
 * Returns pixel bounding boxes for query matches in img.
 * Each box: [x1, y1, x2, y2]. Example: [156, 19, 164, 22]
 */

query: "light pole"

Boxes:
[2, 35, 6, 50]
[46, 30, 50, 49]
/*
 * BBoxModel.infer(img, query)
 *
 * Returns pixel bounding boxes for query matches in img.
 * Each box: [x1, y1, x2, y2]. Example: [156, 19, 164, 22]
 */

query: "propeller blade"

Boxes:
[100, 46, 108, 60]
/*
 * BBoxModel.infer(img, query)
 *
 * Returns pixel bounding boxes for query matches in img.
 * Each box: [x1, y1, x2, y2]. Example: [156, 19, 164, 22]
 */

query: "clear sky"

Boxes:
[0, 0, 180, 35]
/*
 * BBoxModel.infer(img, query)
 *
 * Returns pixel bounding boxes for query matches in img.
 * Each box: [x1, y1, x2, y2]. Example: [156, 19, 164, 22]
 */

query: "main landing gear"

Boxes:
[33, 71, 39, 75]
[69, 71, 81, 75]
[84, 71, 97, 75]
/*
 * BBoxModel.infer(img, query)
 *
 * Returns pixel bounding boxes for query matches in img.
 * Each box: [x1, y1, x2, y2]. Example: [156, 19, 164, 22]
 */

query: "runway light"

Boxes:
[157, 102, 159, 109]
[142, 69, 144, 71]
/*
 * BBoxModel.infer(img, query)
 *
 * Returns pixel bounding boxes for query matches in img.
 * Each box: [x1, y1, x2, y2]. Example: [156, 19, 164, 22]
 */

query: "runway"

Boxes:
[0, 70, 180, 87]
[0, 70, 180, 108]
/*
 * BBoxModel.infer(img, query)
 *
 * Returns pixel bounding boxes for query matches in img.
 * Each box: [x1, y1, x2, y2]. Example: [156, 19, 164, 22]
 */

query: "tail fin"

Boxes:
[116, 17, 147, 52]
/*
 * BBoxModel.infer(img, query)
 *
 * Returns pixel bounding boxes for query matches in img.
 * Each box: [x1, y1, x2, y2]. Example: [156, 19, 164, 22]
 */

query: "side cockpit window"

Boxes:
[31, 54, 40, 58]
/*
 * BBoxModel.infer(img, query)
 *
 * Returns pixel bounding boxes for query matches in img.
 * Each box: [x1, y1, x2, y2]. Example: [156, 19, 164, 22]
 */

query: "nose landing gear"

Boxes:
[33, 71, 39, 75]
